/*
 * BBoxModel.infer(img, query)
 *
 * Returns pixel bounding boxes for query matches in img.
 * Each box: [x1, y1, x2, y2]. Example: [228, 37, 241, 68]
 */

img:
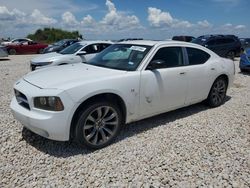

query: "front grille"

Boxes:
[14, 89, 30, 110]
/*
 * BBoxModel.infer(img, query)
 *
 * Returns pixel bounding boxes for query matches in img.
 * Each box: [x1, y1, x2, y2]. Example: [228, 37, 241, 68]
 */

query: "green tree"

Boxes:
[27, 28, 83, 44]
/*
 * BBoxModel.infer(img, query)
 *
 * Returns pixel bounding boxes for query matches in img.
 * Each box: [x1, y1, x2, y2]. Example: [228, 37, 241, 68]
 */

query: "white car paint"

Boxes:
[30, 40, 113, 70]
[11, 40, 235, 142]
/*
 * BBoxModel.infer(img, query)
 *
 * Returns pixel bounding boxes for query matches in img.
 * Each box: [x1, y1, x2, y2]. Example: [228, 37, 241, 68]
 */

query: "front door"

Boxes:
[139, 46, 188, 118]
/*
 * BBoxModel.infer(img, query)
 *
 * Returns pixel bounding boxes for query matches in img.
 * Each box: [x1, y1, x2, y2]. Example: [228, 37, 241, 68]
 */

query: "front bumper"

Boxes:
[10, 79, 75, 141]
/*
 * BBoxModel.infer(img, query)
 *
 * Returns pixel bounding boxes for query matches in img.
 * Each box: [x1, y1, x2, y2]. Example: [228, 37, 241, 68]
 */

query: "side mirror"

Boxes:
[77, 51, 87, 56]
[146, 59, 165, 70]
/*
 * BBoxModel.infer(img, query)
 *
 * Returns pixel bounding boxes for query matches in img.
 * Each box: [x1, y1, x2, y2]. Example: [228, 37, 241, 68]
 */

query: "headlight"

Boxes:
[34, 97, 64, 111]
[48, 48, 54, 51]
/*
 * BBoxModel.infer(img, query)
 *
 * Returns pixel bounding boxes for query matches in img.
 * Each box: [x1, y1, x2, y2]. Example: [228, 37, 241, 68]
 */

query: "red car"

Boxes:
[6, 41, 48, 55]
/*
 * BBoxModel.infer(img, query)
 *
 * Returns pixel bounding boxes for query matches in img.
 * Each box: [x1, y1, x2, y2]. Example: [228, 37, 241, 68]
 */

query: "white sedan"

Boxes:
[11, 40, 235, 149]
[30, 40, 113, 71]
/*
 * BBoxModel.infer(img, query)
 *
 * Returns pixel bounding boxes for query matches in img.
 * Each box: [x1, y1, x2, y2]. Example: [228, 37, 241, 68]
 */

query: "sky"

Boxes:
[0, 0, 249, 40]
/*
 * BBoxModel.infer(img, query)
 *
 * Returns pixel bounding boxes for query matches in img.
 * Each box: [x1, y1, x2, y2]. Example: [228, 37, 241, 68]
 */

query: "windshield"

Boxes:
[85, 44, 152, 71]
[59, 42, 84, 54]
[54, 40, 66, 46]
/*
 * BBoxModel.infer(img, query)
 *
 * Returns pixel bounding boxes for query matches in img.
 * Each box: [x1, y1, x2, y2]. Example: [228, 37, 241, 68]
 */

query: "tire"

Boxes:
[38, 49, 44, 54]
[240, 68, 246, 72]
[226, 51, 235, 60]
[74, 101, 122, 149]
[9, 49, 16, 55]
[207, 77, 228, 107]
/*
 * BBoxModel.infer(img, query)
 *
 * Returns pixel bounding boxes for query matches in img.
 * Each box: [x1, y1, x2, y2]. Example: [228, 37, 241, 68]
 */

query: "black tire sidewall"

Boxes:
[75, 101, 122, 149]
[207, 77, 228, 107]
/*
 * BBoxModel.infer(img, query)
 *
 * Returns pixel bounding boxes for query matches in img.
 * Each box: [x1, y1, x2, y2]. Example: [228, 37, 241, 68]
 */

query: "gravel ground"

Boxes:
[0, 55, 249, 187]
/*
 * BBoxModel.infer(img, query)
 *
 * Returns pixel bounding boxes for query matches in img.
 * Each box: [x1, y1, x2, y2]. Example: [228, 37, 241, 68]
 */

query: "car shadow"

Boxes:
[21, 97, 231, 157]
[239, 71, 250, 75]
[0, 58, 10, 61]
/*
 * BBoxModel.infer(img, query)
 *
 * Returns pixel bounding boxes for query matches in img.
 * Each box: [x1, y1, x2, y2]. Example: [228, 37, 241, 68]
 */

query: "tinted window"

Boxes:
[186, 47, 210, 65]
[207, 39, 216, 46]
[149, 47, 184, 69]
[83, 44, 100, 54]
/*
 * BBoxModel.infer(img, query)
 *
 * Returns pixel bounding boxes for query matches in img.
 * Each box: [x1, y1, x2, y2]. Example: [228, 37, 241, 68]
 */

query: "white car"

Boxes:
[11, 40, 235, 149]
[30, 41, 113, 71]
[1, 38, 32, 46]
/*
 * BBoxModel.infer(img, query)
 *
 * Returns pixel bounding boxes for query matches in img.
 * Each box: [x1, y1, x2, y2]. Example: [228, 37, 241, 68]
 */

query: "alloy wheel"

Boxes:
[82, 106, 119, 146]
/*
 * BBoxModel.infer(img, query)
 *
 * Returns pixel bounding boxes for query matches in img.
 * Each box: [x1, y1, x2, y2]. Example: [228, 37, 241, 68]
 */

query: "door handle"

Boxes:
[179, 72, 186, 75]
[211, 68, 215, 70]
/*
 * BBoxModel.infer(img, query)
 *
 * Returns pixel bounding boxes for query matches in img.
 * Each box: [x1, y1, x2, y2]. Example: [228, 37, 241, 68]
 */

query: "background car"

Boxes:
[240, 38, 250, 50]
[0, 45, 8, 58]
[30, 40, 113, 71]
[192, 34, 241, 59]
[239, 48, 250, 72]
[1, 38, 32, 46]
[172, 36, 195, 42]
[43, 39, 79, 53]
[11, 40, 235, 149]
[6, 41, 48, 55]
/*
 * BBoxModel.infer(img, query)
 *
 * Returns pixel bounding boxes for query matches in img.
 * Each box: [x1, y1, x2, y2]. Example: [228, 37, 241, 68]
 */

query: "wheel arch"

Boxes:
[69, 92, 127, 140]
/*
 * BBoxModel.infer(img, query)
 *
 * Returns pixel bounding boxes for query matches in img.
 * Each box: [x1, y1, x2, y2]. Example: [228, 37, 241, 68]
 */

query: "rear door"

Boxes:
[184, 47, 215, 104]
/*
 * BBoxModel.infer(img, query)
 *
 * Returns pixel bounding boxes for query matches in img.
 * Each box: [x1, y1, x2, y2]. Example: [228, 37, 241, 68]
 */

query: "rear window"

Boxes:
[186, 47, 210, 65]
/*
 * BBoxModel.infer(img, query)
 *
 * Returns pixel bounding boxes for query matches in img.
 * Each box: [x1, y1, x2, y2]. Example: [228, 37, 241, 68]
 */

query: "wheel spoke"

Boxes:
[103, 107, 110, 118]
[97, 107, 102, 120]
[84, 124, 94, 130]
[92, 131, 99, 144]
[87, 114, 96, 123]
[103, 113, 116, 122]
[99, 128, 108, 142]
[103, 127, 114, 136]
[105, 120, 118, 126]
[86, 129, 96, 141]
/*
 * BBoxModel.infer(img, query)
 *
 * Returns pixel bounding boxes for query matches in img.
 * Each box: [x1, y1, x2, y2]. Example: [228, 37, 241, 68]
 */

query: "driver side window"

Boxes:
[147, 47, 184, 69]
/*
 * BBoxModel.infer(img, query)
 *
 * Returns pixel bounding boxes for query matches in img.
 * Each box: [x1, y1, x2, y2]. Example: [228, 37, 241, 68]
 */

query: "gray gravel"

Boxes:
[0, 55, 249, 187]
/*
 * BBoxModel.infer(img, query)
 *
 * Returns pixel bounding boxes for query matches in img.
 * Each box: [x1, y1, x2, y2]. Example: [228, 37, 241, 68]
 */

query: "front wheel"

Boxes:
[207, 77, 228, 107]
[9, 49, 16, 55]
[74, 101, 122, 149]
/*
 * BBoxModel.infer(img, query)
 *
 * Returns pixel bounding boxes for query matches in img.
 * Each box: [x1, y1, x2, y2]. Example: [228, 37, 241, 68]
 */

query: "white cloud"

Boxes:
[81, 15, 96, 27]
[235, 25, 246, 30]
[29, 9, 57, 25]
[197, 20, 212, 28]
[0, 6, 25, 21]
[62, 11, 79, 26]
[147, 7, 192, 28]
[148, 7, 173, 27]
[100, 0, 141, 30]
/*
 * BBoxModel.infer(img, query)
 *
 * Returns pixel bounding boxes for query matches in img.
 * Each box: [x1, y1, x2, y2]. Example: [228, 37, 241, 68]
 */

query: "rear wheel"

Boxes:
[9, 49, 16, 55]
[74, 101, 122, 149]
[207, 77, 228, 107]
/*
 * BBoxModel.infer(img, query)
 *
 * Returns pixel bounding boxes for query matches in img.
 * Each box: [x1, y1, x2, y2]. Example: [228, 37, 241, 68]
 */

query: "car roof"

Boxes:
[77, 40, 113, 45]
[118, 40, 203, 48]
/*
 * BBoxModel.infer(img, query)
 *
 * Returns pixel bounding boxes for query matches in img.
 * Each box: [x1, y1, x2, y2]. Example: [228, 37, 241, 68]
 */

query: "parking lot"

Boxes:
[0, 55, 249, 187]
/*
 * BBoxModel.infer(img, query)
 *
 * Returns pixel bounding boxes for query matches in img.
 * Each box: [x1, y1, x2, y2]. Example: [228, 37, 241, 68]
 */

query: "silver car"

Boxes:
[0, 45, 8, 58]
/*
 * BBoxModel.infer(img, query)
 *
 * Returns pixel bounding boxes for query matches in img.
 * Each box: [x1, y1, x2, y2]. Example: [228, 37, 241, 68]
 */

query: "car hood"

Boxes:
[23, 63, 126, 90]
[31, 52, 63, 63]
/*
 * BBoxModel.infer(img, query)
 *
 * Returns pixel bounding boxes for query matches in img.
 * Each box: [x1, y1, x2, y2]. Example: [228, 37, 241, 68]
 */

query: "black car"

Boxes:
[240, 38, 250, 50]
[172, 36, 195, 42]
[192, 35, 241, 59]
[43, 39, 79, 53]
